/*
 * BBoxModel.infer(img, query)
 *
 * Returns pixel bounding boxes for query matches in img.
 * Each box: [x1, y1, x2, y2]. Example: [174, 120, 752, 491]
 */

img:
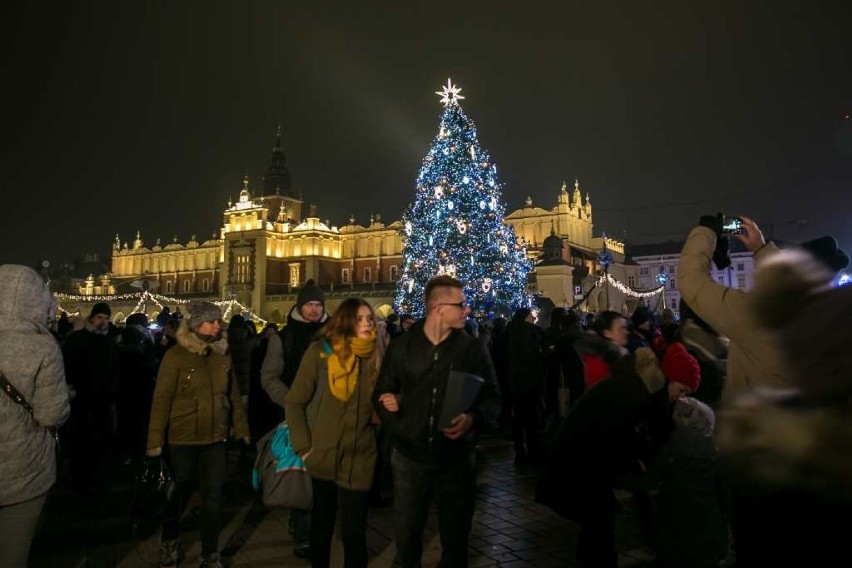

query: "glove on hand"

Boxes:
[713, 236, 731, 270]
[699, 214, 723, 237]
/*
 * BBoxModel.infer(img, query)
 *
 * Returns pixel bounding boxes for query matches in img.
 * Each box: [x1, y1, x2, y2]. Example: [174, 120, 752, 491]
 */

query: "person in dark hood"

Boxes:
[627, 306, 665, 354]
[659, 308, 679, 344]
[260, 279, 328, 559]
[226, 314, 255, 408]
[505, 307, 546, 464]
[62, 301, 120, 494]
[0, 265, 70, 567]
[553, 309, 586, 409]
[116, 313, 159, 462]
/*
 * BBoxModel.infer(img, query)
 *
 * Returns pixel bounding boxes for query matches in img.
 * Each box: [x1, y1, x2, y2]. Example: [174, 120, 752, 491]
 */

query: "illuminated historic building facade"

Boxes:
[101, 129, 640, 322]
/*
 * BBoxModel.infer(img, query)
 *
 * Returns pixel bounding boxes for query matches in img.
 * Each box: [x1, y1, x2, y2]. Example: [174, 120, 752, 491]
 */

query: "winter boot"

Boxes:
[200, 552, 225, 567]
[159, 539, 184, 567]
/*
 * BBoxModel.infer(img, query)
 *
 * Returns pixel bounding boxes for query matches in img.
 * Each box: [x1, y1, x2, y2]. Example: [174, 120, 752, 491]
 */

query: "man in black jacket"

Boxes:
[374, 276, 501, 568]
[62, 302, 120, 494]
[260, 280, 328, 559]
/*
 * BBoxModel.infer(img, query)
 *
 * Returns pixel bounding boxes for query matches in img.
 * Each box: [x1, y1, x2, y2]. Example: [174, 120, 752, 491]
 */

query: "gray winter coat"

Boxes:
[0, 265, 70, 506]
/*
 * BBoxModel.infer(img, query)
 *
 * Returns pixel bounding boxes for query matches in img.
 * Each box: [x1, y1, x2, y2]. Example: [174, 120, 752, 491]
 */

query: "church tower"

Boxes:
[260, 126, 303, 223]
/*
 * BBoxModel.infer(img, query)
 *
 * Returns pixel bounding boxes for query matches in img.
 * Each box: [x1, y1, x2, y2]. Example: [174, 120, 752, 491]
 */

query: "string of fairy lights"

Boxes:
[53, 290, 268, 325]
[600, 273, 664, 298]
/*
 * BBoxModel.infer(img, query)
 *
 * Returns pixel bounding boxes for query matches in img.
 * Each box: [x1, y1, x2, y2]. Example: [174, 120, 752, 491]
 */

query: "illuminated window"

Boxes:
[669, 280, 676, 290]
[342, 268, 350, 283]
[166, 281, 173, 293]
[389, 265, 399, 281]
[202, 278, 209, 292]
[235, 254, 250, 283]
[737, 263, 745, 272]
[669, 265, 676, 274]
[289, 264, 300, 287]
[364, 267, 372, 282]
[627, 276, 635, 287]
[183, 280, 191, 293]
[737, 275, 747, 288]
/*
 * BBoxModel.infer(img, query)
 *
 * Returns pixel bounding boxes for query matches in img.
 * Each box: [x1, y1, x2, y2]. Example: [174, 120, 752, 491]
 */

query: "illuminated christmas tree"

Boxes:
[395, 80, 532, 318]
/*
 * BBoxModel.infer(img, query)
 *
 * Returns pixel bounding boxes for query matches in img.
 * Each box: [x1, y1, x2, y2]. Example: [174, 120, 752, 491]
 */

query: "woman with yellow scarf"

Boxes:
[284, 298, 386, 568]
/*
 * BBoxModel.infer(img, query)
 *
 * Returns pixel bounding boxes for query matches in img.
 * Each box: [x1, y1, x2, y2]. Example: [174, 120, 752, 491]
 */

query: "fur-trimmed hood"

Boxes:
[175, 319, 228, 356]
[720, 249, 852, 502]
[718, 389, 852, 503]
[751, 249, 852, 401]
[576, 332, 628, 365]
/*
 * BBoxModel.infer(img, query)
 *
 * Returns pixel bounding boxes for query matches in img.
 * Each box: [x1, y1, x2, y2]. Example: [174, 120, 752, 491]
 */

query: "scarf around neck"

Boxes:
[325, 330, 376, 402]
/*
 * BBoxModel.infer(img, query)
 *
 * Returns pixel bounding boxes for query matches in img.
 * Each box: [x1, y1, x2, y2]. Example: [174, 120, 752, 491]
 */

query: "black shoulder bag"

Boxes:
[0, 372, 61, 446]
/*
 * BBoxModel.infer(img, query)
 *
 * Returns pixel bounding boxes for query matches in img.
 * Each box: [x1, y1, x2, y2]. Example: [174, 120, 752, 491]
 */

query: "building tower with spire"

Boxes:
[259, 126, 303, 224]
[262, 125, 293, 197]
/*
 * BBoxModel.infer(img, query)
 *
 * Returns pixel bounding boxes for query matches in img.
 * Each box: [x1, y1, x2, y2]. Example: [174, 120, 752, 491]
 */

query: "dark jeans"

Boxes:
[369, 423, 394, 503]
[69, 395, 116, 490]
[392, 450, 477, 568]
[290, 507, 311, 548]
[162, 443, 227, 557]
[512, 391, 542, 458]
[310, 477, 369, 568]
[577, 504, 617, 568]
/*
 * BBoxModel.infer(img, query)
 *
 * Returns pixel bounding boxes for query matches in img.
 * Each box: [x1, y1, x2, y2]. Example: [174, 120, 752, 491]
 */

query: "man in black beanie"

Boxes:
[62, 301, 120, 494]
[799, 236, 850, 275]
[260, 279, 328, 558]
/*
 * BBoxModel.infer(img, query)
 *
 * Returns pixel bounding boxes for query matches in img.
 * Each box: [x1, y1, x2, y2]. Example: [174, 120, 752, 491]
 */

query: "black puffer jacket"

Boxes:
[373, 321, 500, 466]
[504, 318, 545, 394]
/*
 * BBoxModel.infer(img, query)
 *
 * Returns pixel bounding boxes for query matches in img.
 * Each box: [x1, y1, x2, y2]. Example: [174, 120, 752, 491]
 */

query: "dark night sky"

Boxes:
[2, 0, 850, 267]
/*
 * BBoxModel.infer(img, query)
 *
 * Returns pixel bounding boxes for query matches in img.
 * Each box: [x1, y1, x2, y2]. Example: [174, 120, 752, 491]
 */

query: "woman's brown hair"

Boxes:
[318, 298, 386, 372]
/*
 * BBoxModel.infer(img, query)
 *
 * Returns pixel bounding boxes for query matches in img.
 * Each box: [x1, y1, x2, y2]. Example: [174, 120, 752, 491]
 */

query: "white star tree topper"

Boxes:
[436, 79, 465, 106]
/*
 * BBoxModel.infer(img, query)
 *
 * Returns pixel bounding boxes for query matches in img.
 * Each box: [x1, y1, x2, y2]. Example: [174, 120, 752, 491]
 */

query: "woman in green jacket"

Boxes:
[285, 298, 385, 568]
[146, 301, 249, 568]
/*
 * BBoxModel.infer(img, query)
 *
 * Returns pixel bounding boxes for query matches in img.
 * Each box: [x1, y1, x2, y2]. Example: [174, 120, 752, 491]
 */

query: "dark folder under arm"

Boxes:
[439, 371, 485, 430]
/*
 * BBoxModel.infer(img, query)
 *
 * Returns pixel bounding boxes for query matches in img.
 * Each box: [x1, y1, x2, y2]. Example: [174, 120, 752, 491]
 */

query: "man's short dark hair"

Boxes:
[593, 310, 626, 338]
[424, 275, 464, 305]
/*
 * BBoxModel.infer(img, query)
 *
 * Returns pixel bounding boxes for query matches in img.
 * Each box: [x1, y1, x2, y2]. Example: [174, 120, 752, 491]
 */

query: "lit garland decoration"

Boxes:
[53, 290, 267, 325]
[55, 305, 80, 318]
[601, 273, 664, 298]
[395, 79, 532, 318]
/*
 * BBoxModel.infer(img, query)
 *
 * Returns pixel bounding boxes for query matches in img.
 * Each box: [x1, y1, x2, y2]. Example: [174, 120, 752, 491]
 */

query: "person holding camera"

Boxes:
[676, 215, 792, 403]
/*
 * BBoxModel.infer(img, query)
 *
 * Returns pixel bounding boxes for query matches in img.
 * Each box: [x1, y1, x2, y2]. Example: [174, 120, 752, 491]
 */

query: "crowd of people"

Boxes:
[1, 213, 850, 568]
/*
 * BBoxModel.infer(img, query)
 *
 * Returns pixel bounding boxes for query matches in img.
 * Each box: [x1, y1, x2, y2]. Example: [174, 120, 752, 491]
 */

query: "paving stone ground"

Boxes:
[30, 437, 654, 567]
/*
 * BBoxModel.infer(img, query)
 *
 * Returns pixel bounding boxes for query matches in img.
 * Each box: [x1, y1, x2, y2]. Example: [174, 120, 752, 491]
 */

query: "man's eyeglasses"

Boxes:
[439, 301, 468, 309]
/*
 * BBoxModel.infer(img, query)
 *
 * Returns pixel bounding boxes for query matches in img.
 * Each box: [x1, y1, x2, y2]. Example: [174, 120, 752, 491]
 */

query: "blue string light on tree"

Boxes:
[395, 79, 532, 317]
